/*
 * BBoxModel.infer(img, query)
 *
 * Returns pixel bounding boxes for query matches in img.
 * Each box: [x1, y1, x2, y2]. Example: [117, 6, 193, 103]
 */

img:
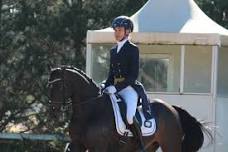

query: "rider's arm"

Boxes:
[104, 50, 114, 88]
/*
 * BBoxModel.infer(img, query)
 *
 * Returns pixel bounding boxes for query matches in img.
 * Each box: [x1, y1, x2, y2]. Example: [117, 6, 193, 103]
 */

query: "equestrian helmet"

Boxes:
[112, 16, 134, 32]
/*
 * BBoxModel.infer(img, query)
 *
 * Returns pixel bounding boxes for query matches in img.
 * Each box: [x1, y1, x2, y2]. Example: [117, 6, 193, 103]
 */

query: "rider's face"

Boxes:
[114, 27, 128, 41]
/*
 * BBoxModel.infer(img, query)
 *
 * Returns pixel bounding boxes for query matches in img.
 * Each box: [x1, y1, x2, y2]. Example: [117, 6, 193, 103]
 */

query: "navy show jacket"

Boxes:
[105, 40, 139, 92]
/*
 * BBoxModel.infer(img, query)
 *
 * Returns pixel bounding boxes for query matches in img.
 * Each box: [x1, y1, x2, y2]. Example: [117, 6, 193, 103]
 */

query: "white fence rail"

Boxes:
[0, 133, 70, 142]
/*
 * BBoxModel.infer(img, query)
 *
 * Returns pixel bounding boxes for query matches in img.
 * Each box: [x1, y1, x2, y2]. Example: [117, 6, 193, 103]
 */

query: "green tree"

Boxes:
[196, 0, 228, 28]
[0, 0, 147, 133]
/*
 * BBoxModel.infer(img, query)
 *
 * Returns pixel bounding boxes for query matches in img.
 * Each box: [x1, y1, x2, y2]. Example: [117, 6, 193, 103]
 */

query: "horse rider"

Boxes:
[103, 15, 148, 152]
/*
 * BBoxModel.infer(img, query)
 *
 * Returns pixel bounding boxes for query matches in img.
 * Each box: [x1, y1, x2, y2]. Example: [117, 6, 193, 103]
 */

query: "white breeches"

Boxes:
[118, 86, 138, 125]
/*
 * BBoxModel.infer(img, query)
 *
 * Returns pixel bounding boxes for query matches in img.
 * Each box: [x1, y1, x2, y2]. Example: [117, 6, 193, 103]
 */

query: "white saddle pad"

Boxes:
[109, 94, 156, 137]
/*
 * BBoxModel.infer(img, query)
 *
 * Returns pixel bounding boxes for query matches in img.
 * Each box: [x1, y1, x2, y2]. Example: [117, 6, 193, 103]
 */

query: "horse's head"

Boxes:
[47, 66, 100, 115]
[47, 67, 73, 116]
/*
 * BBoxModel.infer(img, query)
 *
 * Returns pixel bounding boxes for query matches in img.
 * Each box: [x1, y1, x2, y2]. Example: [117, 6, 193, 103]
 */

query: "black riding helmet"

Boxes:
[112, 16, 134, 33]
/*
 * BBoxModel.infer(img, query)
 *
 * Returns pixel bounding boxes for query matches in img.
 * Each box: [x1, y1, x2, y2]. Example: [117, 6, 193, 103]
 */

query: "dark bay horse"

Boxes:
[47, 66, 212, 152]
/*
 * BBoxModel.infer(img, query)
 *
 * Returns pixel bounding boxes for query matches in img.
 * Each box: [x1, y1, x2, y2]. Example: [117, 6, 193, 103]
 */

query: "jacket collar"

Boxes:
[116, 39, 129, 54]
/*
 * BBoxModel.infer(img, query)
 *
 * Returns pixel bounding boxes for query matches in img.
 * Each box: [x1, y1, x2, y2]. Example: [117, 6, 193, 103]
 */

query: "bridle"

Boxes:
[48, 68, 72, 112]
[48, 67, 101, 111]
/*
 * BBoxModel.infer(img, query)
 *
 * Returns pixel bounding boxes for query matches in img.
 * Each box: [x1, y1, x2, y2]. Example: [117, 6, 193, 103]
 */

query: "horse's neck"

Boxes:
[72, 95, 108, 121]
[80, 87, 100, 101]
[69, 69, 100, 101]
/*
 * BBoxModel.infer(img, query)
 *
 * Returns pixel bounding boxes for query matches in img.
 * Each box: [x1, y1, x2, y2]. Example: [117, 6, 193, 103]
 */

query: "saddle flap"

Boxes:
[109, 94, 156, 137]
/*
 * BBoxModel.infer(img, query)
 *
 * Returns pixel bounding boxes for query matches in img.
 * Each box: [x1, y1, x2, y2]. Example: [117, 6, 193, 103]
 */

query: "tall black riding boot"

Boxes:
[129, 117, 147, 152]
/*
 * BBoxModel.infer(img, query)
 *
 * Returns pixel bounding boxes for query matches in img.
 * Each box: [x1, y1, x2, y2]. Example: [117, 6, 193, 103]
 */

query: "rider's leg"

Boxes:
[118, 86, 138, 124]
[129, 117, 146, 152]
[118, 86, 146, 152]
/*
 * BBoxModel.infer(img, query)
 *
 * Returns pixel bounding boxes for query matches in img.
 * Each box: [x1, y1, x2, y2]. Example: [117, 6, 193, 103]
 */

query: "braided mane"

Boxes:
[60, 65, 99, 88]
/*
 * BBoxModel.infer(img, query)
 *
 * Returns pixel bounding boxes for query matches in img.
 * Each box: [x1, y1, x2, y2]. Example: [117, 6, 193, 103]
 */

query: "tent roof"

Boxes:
[132, 0, 228, 34]
[87, 0, 228, 45]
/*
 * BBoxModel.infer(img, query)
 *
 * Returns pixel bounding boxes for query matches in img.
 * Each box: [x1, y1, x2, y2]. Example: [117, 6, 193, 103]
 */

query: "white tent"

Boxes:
[87, 0, 228, 46]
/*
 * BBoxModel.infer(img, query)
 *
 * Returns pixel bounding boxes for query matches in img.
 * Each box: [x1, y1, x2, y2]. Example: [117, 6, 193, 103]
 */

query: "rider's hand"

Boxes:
[100, 83, 105, 90]
[104, 85, 117, 94]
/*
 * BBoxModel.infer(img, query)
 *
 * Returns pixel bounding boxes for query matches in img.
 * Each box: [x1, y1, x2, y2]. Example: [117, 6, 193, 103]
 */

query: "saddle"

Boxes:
[108, 93, 156, 137]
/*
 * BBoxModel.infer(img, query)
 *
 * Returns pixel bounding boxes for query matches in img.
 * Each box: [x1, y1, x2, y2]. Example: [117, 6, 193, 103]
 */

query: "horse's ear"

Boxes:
[48, 64, 58, 71]
[48, 64, 53, 71]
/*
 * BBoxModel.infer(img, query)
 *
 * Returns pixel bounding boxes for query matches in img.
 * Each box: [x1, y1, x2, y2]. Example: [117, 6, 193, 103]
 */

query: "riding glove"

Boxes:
[104, 85, 117, 94]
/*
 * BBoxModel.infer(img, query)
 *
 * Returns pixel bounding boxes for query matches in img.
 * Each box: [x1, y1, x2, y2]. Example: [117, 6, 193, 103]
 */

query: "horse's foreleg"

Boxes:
[64, 142, 86, 152]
